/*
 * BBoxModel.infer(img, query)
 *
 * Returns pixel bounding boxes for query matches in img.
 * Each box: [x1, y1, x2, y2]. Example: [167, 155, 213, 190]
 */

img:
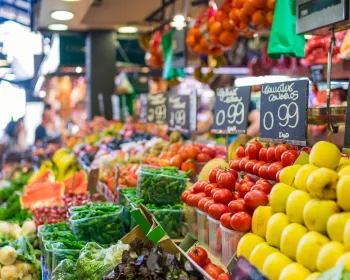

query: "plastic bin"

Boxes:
[220, 224, 244, 266]
[208, 215, 222, 259]
[137, 165, 188, 204]
[117, 187, 137, 205]
[52, 243, 80, 272]
[186, 206, 198, 239]
[197, 209, 208, 246]
[44, 241, 56, 274]
[69, 206, 125, 244]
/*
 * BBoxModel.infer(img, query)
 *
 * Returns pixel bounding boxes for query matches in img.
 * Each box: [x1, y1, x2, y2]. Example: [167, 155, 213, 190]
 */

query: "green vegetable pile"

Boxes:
[40, 222, 70, 233]
[103, 238, 202, 280]
[51, 242, 81, 271]
[51, 259, 77, 280]
[70, 203, 125, 244]
[137, 166, 189, 205]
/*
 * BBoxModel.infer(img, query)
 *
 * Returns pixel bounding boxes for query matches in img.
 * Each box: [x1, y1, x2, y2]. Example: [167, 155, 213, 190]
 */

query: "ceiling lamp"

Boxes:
[118, 26, 138, 34]
[51, 10, 74, 21]
[173, 14, 185, 23]
[48, 24, 69, 31]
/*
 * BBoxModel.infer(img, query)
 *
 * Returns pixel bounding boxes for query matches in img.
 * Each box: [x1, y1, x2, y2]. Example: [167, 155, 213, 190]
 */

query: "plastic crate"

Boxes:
[197, 209, 209, 246]
[208, 215, 222, 259]
[186, 206, 198, 239]
[220, 224, 244, 266]
[52, 243, 80, 273]
[137, 165, 188, 205]
[69, 205, 125, 244]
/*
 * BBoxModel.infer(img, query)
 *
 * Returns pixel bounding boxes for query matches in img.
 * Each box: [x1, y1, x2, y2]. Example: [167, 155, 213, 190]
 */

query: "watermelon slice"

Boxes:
[21, 182, 64, 209]
[63, 171, 87, 194]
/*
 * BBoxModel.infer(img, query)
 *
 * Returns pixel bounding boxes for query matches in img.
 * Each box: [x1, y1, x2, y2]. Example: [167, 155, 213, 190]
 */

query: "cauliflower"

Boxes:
[0, 246, 18, 266]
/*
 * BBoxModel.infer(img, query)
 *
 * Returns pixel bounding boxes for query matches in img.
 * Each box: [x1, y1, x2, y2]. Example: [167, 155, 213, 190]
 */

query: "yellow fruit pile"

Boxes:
[237, 141, 350, 280]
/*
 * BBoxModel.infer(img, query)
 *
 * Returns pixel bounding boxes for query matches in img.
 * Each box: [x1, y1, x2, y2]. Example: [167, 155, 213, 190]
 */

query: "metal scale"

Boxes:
[296, 0, 350, 151]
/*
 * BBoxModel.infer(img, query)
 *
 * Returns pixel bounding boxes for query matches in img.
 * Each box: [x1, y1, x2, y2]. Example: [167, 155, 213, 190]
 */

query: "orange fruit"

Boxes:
[207, 16, 216, 29]
[238, 21, 248, 31]
[243, 0, 257, 16]
[200, 37, 209, 49]
[233, 0, 244, 9]
[229, 8, 241, 24]
[222, 18, 235, 31]
[209, 47, 224, 56]
[222, 3, 233, 13]
[216, 10, 228, 22]
[267, 0, 276, 10]
[186, 35, 196, 47]
[219, 31, 236, 47]
[252, 0, 266, 9]
[266, 10, 274, 27]
[210, 34, 220, 44]
[209, 21, 223, 36]
[193, 45, 202, 54]
[239, 10, 251, 25]
[252, 10, 266, 28]
[189, 27, 201, 41]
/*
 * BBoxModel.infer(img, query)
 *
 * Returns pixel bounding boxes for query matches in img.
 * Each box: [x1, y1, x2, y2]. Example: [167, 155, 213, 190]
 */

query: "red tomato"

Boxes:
[229, 168, 238, 179]
[230, 212, 252, 232]
[208, 168, 220, 183]
[268, 162, 283, 181]
[251, 183, 272, 195]
[244, 190, 268, 212]
[290, 145, 299, 151]
[232, 191, 240, 200]
[216, 168, 225, 182]
[229, 158, 241, 171]
[266, 146, 277, 163]
[258, 163, 270, 179]
[198, 197, 212, 212]
[186, 145, 201, 159]
[239, 157, 249, 172]
[210, 188, 219, 197]
[242, 174, 255, 183]
[204, 183, 218, 196]
[236, 146, 246, 158]
[301, 147, 311, 154]
[213, 189, 233, 205]
[188, 246, 208, 267]
[217, 273, 230, 280]
[275, 144, 291, 161]
[238, 181, 254, 198]
[208, 203, 229, 220]
[193, 181, 209, 193]
[187, 193, 206, 207]
[220, 212, 233, 229]
[217, 172, 236, 191]
[197, 153, 212, 162]
[245, 142, 263, 159]
[245, 159, 258, 174]
[253, 161, 265, 176]
[276, 169, 282, 182]
[204, 199, 215, 213]
[228, 199, 247, 214]
[181, 190, 193, 203]
[256, 178, 271, 188]
[181, 159, 197, 176]
[204, 263, 225, 279]
[202, 147, 216, 158]
[281, 150, 299, 167]
[258, 147, 268, 162]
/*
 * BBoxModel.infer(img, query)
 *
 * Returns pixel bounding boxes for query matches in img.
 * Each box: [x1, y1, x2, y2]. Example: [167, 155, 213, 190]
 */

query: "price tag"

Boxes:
[230, 257, 268, 280]
[260, 80, 309, 146]
[147, 93, 168, 125]
[211, 86, 251, 134]
[310, 65, 324, 83]
[167, 93, 190, 132]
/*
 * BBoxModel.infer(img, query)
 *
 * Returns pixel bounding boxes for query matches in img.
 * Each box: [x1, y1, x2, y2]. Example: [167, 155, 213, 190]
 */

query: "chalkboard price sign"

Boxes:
[167, 93, 190, 132]
[212, 86, 251, 134]
[147, 93, 168, 125]
[260, 80, 309, 146]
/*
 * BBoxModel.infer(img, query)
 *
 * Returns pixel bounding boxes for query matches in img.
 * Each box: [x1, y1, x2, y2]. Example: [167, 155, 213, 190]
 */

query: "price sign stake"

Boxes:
[147, 93, 168, 125]
[260, 80, 309, 146]
[87, 168, 99, 193]
[212, 86, 251, 134]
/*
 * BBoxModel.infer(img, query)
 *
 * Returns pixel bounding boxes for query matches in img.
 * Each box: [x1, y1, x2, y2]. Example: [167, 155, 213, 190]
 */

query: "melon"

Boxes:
[198, 158, 229, 181]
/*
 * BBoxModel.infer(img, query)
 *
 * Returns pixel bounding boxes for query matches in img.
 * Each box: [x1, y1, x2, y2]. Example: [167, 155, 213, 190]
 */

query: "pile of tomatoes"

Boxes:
[188, 246, 230, 280]
[231, 141, 311, 181]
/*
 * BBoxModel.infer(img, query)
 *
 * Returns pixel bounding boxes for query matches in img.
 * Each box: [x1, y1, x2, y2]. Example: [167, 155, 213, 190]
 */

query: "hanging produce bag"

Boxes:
[161, 28, 185, 81]
[268, 0, 306, 59]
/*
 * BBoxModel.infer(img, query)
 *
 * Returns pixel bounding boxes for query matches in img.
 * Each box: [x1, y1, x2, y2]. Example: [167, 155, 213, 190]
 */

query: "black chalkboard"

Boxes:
[310, 65, 324, 83]
[211, 86, 251, 134]
[146, 93, 168, 125]
[230, 257, 268, 280]
[260, 80, 309, 146]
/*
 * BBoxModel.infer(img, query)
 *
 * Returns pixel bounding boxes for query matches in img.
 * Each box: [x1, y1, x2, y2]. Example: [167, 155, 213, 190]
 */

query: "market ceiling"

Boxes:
[34, 0, 225, 32]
